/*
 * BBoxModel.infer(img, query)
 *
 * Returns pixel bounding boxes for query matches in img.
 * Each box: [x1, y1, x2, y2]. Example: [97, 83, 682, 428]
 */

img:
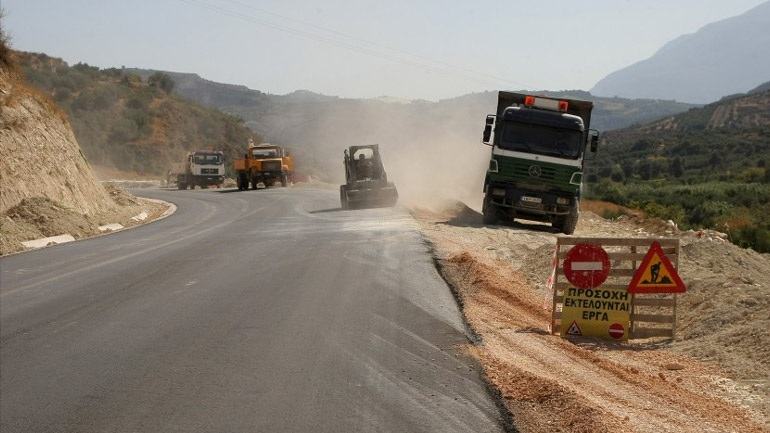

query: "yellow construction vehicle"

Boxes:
[234, 140, 294, 190]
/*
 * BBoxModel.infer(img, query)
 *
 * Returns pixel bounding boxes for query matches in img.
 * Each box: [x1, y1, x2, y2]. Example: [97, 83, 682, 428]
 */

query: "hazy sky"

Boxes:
[3, 0, 767, 100]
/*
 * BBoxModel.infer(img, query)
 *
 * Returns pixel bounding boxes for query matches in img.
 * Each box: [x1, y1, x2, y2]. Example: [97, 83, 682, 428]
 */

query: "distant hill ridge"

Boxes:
[627, 81, 770, 133]
[591, 1, 770, 103]
[129, 67, 696, 134]
[20, 52, 260, 175]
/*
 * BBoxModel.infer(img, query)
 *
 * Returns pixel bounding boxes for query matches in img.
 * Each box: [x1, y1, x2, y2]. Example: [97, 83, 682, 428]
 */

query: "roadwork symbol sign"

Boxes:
[628, 241, 686, 294]
[566, 321, 582, 336]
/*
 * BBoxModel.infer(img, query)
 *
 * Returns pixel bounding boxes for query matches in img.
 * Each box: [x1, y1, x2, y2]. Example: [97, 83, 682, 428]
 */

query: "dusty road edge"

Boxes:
[1, 196, 177, 258]
[421, 235, 520, 433]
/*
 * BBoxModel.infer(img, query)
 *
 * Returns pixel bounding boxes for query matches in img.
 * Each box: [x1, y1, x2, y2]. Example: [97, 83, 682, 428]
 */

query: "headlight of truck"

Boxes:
[557, 197, 570, 205]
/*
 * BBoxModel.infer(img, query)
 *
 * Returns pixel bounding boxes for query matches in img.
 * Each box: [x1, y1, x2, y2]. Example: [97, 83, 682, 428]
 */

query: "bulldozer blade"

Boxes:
[346, 186, 398, 209]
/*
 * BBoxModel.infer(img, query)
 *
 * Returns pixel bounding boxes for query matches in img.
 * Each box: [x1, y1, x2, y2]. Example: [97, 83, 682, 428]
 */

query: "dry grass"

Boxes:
[581, 199, 643, 220]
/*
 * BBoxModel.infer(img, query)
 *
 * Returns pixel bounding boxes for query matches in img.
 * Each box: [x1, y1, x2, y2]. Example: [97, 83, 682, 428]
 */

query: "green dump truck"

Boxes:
[480, 92, 599, 234]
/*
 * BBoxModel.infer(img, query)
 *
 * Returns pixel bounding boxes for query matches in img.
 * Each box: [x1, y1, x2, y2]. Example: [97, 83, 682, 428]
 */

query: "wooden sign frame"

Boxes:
[548, 237, 680, 340]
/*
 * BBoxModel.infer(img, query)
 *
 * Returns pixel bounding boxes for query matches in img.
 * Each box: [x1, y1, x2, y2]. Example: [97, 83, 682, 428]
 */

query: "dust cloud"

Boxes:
[260, 95, 495, 211]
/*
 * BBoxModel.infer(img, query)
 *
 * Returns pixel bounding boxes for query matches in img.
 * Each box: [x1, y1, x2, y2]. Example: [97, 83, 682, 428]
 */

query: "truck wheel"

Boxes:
[555, 201, 579, 234]
[482, 193, 500, 225]
[281, 174, 288, 187]
[251, 178, 258, 190]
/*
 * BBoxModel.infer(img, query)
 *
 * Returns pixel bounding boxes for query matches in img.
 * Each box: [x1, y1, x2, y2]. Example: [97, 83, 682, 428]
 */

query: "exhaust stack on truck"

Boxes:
[480, 92, 599, 234]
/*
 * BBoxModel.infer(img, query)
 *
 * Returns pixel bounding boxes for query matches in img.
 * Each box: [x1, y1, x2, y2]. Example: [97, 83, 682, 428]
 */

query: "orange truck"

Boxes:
[234, 141, 295, 190]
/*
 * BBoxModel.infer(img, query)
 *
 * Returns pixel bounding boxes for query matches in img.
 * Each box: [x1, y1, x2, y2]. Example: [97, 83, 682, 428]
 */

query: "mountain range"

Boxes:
[591, 1, 770, 103]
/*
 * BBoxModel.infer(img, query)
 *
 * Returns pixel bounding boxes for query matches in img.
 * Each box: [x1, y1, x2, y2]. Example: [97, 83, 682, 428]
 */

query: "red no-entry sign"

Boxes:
[608, 323, 625, 339]
[563, 243, 611, 289]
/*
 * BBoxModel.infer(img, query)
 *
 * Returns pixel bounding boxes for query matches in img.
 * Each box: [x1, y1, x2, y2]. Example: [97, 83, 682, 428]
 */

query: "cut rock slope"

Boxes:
[0, 67, 115, 215]
[1, 62, 167, 255]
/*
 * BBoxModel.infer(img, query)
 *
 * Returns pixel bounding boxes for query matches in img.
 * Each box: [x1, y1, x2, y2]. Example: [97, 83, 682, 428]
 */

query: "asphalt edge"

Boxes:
[418, 233, 520, 433]
[0, 196, 177, 258]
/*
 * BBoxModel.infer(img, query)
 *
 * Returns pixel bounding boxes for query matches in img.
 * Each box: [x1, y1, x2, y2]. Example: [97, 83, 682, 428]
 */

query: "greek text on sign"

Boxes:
[560, 287, 630, 341]
[628, 241, 686, 294]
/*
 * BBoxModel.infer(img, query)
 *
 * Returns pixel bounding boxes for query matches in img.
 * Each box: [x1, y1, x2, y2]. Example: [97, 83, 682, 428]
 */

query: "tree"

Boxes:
[709, 152, 720, 169]
[638, 159, 653, 180]
[669, 157, 684, 178]
[0, 11, 13, 68]
[148, 72, 174, 94]
[621, 160, 634, 179]
[598, 164, 612, 178]
[610, 165, 625, 182]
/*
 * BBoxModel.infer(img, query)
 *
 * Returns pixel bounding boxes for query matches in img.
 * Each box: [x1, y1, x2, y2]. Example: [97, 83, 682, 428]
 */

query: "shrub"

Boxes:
[0, 13, 12, 68]
[148, 72, 174, 94]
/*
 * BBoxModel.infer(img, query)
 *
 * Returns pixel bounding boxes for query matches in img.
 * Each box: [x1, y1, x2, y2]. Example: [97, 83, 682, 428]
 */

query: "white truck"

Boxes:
[176, 150, 225, 189]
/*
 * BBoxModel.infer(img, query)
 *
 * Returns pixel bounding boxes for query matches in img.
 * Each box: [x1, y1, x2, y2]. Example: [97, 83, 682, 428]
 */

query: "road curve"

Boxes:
[0, 186, 504, 433]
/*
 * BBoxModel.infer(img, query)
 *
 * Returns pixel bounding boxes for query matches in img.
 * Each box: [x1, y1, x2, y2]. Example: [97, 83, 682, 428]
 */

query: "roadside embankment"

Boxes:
[0, 186, 171, 255]
[0, 60, 172, 255]
[413, 202, 769, 433]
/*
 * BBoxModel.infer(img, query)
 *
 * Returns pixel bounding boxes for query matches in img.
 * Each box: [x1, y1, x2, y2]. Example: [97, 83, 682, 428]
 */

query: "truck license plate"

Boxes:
[521, 196, 542, 204]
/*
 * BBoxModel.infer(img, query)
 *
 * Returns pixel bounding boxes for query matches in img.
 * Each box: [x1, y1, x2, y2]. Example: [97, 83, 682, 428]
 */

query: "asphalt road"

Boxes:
[0, 186, 505, 433]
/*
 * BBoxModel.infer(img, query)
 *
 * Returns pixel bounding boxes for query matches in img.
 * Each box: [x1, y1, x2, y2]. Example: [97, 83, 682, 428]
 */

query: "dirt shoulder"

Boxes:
[414, 203, 769, 433]
[0, 185, 172, 256]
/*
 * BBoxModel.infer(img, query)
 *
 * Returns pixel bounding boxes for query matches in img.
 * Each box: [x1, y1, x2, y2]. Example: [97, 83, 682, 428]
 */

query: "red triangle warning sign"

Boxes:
[566, 320, 582, 336]
[628, 241, 686, 294]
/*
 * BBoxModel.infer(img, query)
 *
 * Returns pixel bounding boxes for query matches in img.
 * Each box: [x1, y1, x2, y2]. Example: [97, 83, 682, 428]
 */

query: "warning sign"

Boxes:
[628, 241, 686, 294]
[566, 321, 582, 336]
[560, 287, 630, 341]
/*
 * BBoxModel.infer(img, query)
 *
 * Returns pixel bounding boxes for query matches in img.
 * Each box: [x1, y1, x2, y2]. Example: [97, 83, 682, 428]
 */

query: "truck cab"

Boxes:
[177, 150, 225, 189]
[481, 92, 599, 234]
[234, 142, 294, 190]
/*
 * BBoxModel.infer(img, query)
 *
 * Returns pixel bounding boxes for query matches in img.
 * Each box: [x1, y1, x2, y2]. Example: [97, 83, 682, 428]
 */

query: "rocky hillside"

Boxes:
[0, 64, 115, 215]
[18, 52, 260, 176]
[591, 2, 770, 103]
[1, 48, 167, 255]
[587, 85, 770, 252]
[630, 81, 770, 133]
[595, 84, 770, 182]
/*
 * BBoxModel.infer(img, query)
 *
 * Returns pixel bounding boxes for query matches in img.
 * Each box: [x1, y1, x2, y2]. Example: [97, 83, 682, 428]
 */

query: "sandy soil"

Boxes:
[0, 185, 168, 255]
[414, 203, 769, 433]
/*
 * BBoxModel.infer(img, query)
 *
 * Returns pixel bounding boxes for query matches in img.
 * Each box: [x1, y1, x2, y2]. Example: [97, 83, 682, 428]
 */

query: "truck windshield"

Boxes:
[499, 122, 583, 159]
[252, 149, 279, 159]
[193, 154, 221, 164]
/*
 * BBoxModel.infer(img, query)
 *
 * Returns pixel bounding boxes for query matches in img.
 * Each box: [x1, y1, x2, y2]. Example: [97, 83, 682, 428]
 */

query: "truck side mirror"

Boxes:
[589, 129, 599, 152]
[482, 115, 495, 145]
